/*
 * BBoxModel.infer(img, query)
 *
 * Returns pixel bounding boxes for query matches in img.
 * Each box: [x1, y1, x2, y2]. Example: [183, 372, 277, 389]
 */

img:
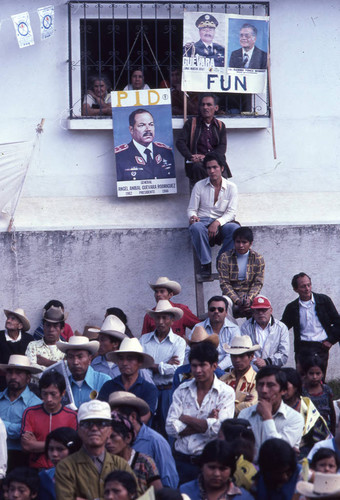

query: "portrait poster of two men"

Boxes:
[182, 13, 269, 94]
[112, 89, 177, 198]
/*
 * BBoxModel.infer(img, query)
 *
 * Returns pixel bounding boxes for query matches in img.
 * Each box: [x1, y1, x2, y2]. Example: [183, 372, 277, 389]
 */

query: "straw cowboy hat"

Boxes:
[189, 326, 219, 348]
[99, 315, 128, 341]
[149, 277, 181, 296]
[108, 391, 150, 416]
[296, 472, 340, 498]
[106, 337, 154, 368]
[4, 308, 30, 332]
[74, 325, 100, 340]
[43, 306, 67, 323]
[57, 336, 99, 355]
[146, 300, 183, 321]
[223, 335, 260, 355]
[0, 354, 42, 374]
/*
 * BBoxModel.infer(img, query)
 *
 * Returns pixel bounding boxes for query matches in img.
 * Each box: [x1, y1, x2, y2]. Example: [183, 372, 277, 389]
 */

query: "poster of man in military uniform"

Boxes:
[112, 88, 177, 197]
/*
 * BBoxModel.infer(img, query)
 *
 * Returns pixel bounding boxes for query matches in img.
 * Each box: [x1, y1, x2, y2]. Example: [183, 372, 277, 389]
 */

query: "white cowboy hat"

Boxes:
[149, 277, 181, 296]
[146, 300, 183, 322]
[0, 354, 42, 374]
[4, 308, 30, 332]
[296, 472, 340, 498]
[57, 335, 99, 355]
[223, 335, 260, 355]
[189, 326, 219, 348]
[99, 315, 128, 341]
[108, 391, 150, 416]
[106, 337, 154, 368]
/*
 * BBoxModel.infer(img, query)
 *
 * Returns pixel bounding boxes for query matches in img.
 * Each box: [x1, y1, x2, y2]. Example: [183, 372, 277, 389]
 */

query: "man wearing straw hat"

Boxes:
[109, 391, 179, 488]
[0, 354, 42, 470]
[173, 325, 224, 390]
[91, 315, 128, 379]
[221, 335, 259, 415]
[57, 336, 111, 408]
[140, 300, 186, 436]
[25, 305, 66, 372]
[98, 337, 158, 423]
[141, 276, 199, 338]
[0, 308, 32, 389]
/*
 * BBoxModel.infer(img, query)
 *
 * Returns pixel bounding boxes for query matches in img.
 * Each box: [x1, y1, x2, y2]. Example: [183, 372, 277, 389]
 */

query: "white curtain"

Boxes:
[0, 141, 32, 214]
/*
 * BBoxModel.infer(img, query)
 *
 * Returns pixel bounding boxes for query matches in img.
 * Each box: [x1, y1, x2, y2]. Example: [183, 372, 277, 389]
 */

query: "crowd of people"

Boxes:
[0, 256, 339, 499]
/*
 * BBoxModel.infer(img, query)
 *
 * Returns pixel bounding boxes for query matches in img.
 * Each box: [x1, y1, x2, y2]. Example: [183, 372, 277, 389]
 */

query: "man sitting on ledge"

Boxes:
[187, 151, 239, 277]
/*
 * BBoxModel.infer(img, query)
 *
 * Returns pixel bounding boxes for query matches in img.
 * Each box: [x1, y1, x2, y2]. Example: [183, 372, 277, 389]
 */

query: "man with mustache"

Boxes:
[115, 108, 175, 181]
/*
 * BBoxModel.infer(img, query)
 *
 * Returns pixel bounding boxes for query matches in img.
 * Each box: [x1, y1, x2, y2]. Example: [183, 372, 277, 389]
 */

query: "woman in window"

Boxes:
[82, 74, 112, 116]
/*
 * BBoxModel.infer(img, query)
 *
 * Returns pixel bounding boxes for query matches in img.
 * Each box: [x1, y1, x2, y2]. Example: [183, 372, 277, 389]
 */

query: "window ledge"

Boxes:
[67, 116, 270, 131]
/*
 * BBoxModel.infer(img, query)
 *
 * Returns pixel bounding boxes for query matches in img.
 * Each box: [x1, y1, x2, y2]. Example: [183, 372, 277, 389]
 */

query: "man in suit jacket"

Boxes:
[115, 109, 175, 181]
[229, 23, 267, 69]
[281, 272, 340, 373]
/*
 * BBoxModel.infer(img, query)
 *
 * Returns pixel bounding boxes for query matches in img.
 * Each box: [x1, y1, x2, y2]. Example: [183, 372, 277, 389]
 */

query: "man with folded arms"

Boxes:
[141, 276, 199, 338]
[221, 335, 259, 416]
[140, 300, 186, 436]
[55, 400, 137, 499]
[98, 337, 158, 423]
[166, 342, 235, 484]
[0, 355, 42, 470]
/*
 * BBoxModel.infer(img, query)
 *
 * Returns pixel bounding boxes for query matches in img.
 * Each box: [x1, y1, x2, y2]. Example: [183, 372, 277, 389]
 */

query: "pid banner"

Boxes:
[182, 13, 269, 94]
[112, 89, 177, 198]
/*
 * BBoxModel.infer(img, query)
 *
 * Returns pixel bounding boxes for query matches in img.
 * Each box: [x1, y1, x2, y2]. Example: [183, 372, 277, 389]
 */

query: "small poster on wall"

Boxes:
[112, 88, 177, 198]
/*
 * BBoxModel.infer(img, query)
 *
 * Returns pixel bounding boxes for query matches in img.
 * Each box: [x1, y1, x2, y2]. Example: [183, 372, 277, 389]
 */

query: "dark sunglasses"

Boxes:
[209, 306, 225, 313]
[79, 420, 111, 429]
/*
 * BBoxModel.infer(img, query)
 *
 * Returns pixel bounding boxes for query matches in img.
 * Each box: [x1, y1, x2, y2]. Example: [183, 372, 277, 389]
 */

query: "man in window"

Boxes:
[229, 23, 267, 70]
[183, 14, 225, 67]
[115, 109, 175, 181]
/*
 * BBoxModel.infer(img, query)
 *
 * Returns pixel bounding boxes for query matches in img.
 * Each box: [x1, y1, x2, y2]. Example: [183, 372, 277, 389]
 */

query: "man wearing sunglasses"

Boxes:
[55, 400, 138, 500]
[190, 295, 240, 371]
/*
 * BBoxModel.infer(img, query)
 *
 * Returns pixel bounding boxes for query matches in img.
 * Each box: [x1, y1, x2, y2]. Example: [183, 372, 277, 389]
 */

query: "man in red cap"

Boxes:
[240, 296, 289, 371]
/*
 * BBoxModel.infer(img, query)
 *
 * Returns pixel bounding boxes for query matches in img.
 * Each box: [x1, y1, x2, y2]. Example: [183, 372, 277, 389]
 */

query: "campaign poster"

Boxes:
[112, 89, 177, 198]
[182, 12, 269, 94]
[226, 14, 269, 94]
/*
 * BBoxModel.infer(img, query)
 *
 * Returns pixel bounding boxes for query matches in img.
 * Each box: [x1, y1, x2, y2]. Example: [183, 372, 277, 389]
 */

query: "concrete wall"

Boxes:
[1, 224, 340, 378]
[0, 0, 339, 199]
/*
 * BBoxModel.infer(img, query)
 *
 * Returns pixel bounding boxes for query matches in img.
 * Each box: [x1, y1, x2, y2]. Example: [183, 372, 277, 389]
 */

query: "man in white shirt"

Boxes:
[187, 151, 239, 277]
[190, 295, 240, 371]
[241, 295, 289, 372]
[281, 272, 340, 374]
[139, 300, 186, 436]
[238, 366, 304, 461]
[166, 342, 235, 484]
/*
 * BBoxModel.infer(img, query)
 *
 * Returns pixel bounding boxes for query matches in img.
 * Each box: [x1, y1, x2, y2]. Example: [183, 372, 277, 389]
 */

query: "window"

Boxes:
[68, 1, 270, 120]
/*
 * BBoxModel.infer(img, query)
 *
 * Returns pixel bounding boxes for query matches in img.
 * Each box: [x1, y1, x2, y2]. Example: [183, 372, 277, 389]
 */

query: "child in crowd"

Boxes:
[103, 470, 138, 500]
[301, 355, 336, 435]
[310, 448, 339, 474]
[217, 226, 265, 319]
[5, 467, 39, 500]
[38, 427, 82, 500]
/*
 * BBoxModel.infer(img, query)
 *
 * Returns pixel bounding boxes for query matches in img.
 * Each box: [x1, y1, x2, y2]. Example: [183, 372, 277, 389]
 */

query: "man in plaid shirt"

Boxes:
[217, 227, 265, 319]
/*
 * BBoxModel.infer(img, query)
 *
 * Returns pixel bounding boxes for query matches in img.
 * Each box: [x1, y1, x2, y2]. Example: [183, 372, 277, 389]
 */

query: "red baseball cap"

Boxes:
[251, 296, 272, 309]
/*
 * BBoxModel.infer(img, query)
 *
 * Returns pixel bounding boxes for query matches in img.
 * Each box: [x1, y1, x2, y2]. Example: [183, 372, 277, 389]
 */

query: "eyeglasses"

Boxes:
[79, 420, 111, 429]
[209, 307, 225, 313]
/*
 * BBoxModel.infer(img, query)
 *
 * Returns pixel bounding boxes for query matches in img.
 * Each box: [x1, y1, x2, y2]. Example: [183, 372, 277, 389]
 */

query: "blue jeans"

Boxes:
[189, 217, 239, 265]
